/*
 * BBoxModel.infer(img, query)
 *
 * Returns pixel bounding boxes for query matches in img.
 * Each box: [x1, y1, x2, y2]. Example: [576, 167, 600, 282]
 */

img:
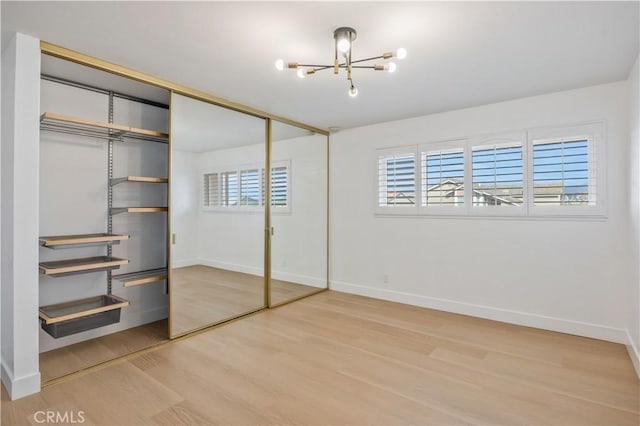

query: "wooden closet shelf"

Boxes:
[110, 207, 168, 215]
[113, 268, 168, 287]
[39, 233, 130, 248]
[39, 256, 129, 276]
[110, 176, 168, 186]
[40, 112, 168, 144]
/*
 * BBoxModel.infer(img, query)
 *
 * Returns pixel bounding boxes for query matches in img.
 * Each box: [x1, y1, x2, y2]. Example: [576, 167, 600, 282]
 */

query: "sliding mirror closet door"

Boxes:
[170, 94, 266, 337]
[269, 121, 328, 306]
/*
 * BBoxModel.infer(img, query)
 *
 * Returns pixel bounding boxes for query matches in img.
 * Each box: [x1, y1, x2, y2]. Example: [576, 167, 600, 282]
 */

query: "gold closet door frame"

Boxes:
[167, 94, 269, 339]
[40, 40, 330, 338]
[40, 41, 328, 136]
[266, 127, 330, 308]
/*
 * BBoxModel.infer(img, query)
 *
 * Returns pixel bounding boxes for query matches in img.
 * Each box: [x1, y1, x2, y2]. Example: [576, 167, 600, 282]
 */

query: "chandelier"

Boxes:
[275, 27, 407, 97]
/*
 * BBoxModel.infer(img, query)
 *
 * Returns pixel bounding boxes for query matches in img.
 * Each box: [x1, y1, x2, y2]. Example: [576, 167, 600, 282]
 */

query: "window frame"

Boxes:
[269, 160, 293, 214]
[374, 121, 606, 219]
[526, 122, 605, 218]
[468, 132, 527, 217]
[374, 146, 419, 215]
[418, 140, 467, 216]
[202, 159, 291, 214]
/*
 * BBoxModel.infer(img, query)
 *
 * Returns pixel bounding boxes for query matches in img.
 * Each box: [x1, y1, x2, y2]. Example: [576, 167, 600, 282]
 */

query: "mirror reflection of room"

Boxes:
[170, 94, 266, 336]
[270, 121, 328, 306]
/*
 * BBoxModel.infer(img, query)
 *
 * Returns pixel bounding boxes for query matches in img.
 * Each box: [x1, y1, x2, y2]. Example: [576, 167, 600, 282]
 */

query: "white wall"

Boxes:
[171, 134, 328, 287]
[192, 143, 265, 274]
[331, 81, 631, 344]
[627, 55, 640, 375]
[38, 80, 169, 353]
[272, 134, 328, 287]
[170, 149, 198, 266]
[1, 33, 41, 399]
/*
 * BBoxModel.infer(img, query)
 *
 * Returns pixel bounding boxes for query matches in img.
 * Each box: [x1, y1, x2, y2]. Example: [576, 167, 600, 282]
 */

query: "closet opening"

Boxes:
[38, 54, 170, 384]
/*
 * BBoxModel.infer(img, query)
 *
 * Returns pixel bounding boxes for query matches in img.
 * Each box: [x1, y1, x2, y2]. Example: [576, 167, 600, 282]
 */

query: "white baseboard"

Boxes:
[271, 271, 327, 288]
[625, 329, 640, 379]
[330, 280, 628, 344]
[198, 259, 326, 287]
[197, 258, 263, 277]
[172, 258, 198, 269]
[1, 359, 40, 400]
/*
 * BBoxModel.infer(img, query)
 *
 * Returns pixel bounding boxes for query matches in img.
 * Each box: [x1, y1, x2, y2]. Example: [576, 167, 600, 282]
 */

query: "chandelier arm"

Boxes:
[294, 55, 387, 69]
[297, 64, 334, 68]
[347, 46, 353, 80]
[350, 55, 388, 65]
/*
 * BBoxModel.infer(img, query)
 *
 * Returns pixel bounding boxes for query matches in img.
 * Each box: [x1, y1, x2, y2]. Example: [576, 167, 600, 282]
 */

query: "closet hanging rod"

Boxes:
[41, 74, 170, 109]
[39, 126, 126, 143]
[40, 112, 169, 144]
[113, 268, 168, 287]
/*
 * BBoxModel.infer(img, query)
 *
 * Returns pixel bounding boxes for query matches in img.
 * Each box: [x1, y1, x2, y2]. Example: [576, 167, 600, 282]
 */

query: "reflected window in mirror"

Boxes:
[202, 160, 291, 213]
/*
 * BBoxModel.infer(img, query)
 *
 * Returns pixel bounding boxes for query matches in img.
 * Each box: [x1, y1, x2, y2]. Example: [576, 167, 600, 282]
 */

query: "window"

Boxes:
[528, 122, 602, 216]
[204, 161, 290, 212]
[220, 171, 238, 207]
[532, 139, 592, 206]
[421, 147, 465, 207]
[471, 142, 523, 207]
[375, 122, 604, 218]
[240, 169, 260, 206]
[203, 173, 219, 207]
[377, 148, 417, 209]
[270, 166, 288, 208]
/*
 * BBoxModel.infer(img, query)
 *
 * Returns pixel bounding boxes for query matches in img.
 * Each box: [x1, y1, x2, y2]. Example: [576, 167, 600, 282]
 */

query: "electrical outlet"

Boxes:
[383, 274, 389, 284]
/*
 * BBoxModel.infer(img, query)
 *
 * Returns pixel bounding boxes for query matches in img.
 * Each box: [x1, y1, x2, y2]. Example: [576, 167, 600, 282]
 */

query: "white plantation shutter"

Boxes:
[532, 139, 594, 206]
[377, 147, 417, 208]
[373, 124, 603, 217]
[240, 168, 260, 206]
[421, 147, 465, 207]
[203, 161, 290, 212]
[271, 166, 288, 207]
[528, 122, 603, 216]
[203, 173, 219, 207]
[220, 171, 238, 207]
[259, 162, 290, 210]
[471, 142, 523, 207]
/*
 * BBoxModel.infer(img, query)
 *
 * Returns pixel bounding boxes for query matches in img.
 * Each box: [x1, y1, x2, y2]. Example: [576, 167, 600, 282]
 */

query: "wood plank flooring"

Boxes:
[39, 320, 168, 383]
[3, 290, 639, 425]
[171, 265, 320, 335]
[40, 266, 320, 382]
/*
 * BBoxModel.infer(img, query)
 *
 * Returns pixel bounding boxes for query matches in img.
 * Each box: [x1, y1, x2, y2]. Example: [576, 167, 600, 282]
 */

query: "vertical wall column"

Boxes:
[1, 32, 41, 399]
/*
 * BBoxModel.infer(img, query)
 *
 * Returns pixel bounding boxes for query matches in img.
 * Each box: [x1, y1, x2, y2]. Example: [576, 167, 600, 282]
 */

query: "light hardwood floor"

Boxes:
[40, 266, 320, 382]
[172, 265, 321, 335]
[39, 320, 168, 383]
[3, 291, 639, 425]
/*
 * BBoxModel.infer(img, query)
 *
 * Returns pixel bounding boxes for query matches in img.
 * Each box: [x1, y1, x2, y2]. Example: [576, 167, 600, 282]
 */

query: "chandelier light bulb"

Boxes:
[349, 84, 358, 97]
[337, 38, 351, 53]
[297, 68, 306, 79]
[396, 48, 407, 60]
[387, 62, 397, 73]
[275, 59, 284, 71]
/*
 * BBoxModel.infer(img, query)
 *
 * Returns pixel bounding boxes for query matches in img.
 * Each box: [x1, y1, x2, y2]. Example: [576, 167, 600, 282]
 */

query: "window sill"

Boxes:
[373, 212, 607, 222]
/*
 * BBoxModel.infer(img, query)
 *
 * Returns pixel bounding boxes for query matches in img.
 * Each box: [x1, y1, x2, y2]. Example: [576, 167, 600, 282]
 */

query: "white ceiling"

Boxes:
[3, 1, 638, 131]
